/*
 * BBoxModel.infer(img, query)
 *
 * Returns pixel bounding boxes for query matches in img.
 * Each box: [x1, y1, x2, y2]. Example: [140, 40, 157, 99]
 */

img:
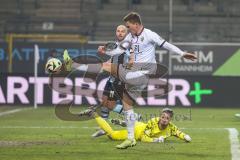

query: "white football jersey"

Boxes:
[106, 28, 184, 64]
[125, 28, 166, 63]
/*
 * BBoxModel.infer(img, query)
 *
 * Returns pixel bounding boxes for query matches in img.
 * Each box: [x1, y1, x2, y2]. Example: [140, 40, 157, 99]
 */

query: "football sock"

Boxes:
[112, 102, 123, 114]
[124, 109, 136, 140]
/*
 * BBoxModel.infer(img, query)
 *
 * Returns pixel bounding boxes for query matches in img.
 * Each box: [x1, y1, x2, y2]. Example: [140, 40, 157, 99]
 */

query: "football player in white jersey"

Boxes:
[65, 12, 196, 149]
[97, 12, 197, 149]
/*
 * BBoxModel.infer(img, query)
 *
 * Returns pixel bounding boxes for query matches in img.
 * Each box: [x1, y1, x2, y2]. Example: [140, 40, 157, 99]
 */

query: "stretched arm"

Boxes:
[162, 42, 197, 61]
[162, 41, 184, 56]
[150, 31, 197, 61]
[139, 135, 166, 143]
[98, 37, 132, 56]
[140, 134, 155, 142]
[98, 44, 125, 56]
[105, 47, 125, 56]
[140, 129, 165, 143]
[171, 124, 191, 142]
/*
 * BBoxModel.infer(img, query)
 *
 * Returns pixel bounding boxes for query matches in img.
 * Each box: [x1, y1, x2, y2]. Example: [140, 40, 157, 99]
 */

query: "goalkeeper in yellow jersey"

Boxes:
[80, 108, 191, 147]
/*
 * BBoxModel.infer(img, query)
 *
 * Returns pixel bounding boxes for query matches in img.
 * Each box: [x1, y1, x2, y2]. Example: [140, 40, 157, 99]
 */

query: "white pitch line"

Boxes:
[182, 127, 240, 160]
[0, 108, 28, 117]
[0, 126, 232, 130]
[181, 128, 224, 130]
[0, 126, 98, 129]
[226, 128, 240, 160]
[0, 127, 223, 129]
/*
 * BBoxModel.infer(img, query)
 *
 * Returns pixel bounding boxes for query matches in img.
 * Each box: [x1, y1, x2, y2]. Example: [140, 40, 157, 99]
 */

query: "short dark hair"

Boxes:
[162, 108, 174, 118]
[123, 12, 142, 24]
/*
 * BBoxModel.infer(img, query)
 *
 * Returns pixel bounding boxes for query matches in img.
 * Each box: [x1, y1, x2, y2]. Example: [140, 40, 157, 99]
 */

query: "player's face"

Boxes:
[160, 112, 171, 126]
[125, 21, 138, 35]
[116, 26, 127, 41]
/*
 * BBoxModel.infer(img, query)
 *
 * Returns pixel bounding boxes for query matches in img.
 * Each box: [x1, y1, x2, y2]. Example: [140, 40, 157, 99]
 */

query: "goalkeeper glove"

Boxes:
[184, 135, 191, 142]
[153, 136, 165, 143]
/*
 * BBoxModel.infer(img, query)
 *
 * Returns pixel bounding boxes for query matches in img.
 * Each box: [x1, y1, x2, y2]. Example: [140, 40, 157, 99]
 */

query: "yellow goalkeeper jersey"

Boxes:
[135, 117, 186, 142]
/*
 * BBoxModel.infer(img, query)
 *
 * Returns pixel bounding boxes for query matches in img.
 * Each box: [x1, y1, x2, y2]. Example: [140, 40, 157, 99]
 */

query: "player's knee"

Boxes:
[102, 63, 112, 72]
[102, 97, 108, 106]
[107, 102, 116, 110]
[103, 63, 117, 76]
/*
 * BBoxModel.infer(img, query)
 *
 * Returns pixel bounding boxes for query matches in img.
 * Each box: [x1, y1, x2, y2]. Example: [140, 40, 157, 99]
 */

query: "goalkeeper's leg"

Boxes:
[92, 100, 124, 138]
[95, 114, 127, 140]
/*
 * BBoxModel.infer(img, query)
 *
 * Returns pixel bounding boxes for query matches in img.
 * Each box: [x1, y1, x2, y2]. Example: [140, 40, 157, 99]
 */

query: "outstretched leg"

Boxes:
[95, 114, 127, 140]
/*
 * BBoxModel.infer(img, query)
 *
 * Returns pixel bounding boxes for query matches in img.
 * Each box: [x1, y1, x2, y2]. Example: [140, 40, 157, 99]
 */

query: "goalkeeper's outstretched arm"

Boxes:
[170, 124, 192, 142]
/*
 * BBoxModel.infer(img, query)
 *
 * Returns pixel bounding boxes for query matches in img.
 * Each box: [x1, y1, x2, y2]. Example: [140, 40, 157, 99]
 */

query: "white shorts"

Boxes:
[117, 63, 157, 101]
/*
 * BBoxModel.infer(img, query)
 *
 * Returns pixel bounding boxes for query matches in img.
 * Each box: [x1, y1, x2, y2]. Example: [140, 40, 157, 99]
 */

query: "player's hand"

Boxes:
[184, 135, 191, 142]
[182, 52, 197, 61]
[98, 46, 106, 54]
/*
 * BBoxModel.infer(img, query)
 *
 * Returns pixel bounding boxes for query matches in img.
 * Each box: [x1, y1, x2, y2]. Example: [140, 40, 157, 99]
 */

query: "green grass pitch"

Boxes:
[0, 106, 239, 160]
